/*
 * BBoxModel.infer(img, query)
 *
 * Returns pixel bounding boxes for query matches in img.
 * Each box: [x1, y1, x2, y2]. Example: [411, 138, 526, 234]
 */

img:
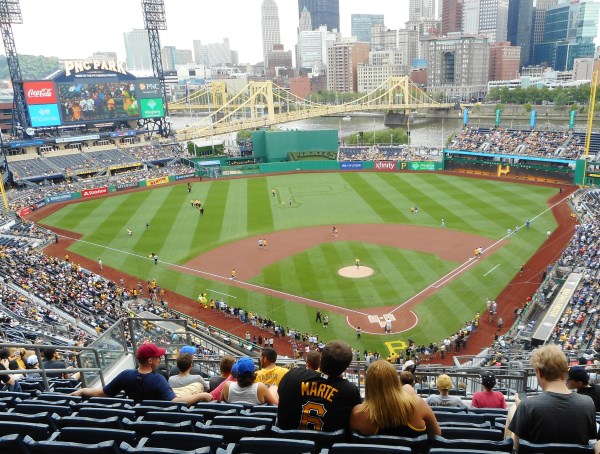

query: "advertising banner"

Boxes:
[398, 162, 438, 171]
[463, 108, 469, 126]
[147, 176, 169, 187]
[530, 110, 537, 128]
[55, 134, 99, 144]
[140, 98, 165, 119]
[195, 160, 221, 166]
[116, 181, 139, 191]
[569, 110, 576, 129]
[374, 161, 396, 171]
[23, 81, 58, 105]
[28, 104, 61, 127]
[82, 187, 108, 198]
[135, 79, 162, 98]
[340, 162, 363, 170]
[495, 108, 501, 126]
[174, 173, 195, 180]
[18, 207, 31, 217]
[109, 130, 137, 138]
[33, 199, 46, 209]
[46, 192, 73, 204]
[7, 140, 44, 148]
[109, 162, 141, 170]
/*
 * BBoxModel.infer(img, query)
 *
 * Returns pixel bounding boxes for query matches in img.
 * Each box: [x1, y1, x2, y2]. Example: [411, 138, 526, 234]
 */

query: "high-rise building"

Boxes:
[424, 35, 489, 101]
[123, 29, 152, 71]
[371, 24, 398, 51]
[357, 50, 408, 92]
[298, 0, 340, 31]
[533, 0, 559, 46]
[410, 0, 435, 20]
[297, 25, 339, 69]
[398, 28, 420, 67]
[351, 14, 384, 44]
[262, 0, 281, 66]
[441, 0, 463, 35]
[327, 40, 369, 92]
[489, 41, 521, 80]
[461, 0, 480, 34]
[507, 0, 533, 68]
[533, 0, 600, 71]
[193, 39, 233, 67]
[478, 0, 509, 42]
[406, 18, 441, 60]
[299, 6, 312, 32]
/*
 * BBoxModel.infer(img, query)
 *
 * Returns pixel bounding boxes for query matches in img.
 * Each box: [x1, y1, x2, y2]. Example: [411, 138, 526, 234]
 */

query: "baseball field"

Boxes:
[39, 172, 560, 354]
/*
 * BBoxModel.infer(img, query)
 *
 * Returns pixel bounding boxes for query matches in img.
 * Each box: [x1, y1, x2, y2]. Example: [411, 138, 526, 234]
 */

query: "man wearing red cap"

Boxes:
[72, 343, 212, 404]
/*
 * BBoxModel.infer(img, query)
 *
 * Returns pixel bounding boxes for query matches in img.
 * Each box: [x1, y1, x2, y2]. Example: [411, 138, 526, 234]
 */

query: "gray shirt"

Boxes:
[425, 394, 467, 408]
[168, 373, 208, 390]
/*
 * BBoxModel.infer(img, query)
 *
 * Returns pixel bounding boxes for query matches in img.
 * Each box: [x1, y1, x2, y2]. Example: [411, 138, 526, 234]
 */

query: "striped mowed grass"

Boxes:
[41, 172, 557, 352]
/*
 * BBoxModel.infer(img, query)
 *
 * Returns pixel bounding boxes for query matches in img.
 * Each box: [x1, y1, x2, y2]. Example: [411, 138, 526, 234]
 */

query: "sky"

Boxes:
[10, 0, 410, 64]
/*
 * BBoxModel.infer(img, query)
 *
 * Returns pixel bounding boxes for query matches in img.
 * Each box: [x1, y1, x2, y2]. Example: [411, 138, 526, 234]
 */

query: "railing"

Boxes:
[84, 320, 130, 386]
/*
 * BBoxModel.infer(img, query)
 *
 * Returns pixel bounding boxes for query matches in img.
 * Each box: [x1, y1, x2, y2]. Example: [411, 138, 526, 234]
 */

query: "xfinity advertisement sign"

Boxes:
[28, 104, 61, 127]
[140, 98, 165, 118]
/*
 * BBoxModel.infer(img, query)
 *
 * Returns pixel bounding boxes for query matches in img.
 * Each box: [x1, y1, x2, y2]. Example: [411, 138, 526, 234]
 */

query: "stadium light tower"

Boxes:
[0, 0, 28, 136]
[141, 0, 170, 137]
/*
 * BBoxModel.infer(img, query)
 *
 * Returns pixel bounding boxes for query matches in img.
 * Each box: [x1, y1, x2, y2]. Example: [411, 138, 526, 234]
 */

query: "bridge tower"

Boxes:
[0, 0, 28, 136]
[249, 81, 275, 123]
[211, 81, 227, 114]
[141, 0, 170, 137]
[384, 76, 411, 127]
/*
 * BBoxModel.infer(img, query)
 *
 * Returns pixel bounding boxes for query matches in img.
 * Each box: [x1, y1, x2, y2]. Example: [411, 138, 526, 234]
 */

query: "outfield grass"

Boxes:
[41, 172, 558, 354]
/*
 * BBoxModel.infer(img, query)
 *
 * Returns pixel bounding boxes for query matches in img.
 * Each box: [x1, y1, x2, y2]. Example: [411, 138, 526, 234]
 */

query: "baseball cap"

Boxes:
[179, 345, 197, 355]
[436, 374, 453, 390]
[481, 371, 497, 388]
[402, 360, 415, 371]
[568, 367, 589, 383]
[232, 357, 255, 377]
[26, 355, 39, 366]
[136, 343, 167, 361]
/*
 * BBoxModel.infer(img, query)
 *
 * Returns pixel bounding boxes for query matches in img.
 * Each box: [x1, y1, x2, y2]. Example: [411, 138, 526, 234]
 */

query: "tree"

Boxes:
[0, 54, 60, 80]
[236, 130, 252, 144]
[347, 127, 408, 145]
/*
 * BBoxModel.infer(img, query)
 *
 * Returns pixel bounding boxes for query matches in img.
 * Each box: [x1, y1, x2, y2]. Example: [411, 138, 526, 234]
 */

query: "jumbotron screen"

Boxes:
[56, 80, 141, 124]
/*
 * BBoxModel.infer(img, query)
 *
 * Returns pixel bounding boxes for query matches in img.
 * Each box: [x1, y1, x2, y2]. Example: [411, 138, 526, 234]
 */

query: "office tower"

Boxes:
[351, 14, 385, 43]
[299, 6, 312, 32]
[478, 0, 509, 42]
[371, 24, 399, 51]
[123, 29, 152, 71]
[534, 0, 600, 70]
[410, 0, 435, 20]
[424, 35, 489, 101]
[327, 40, 369, 92]
[507, 0, 533, 67]
[533, 0, 559, 46]
[297, 25, 338, 69]
[262, 0, 281, 66]
[193, 39, 233, 67]
[357, 50, 408, 92]
[441, 0, 463, 35]
[489, 41, 521, 80]
[298, 0, 340, 31]
[461, 0, 480, 34]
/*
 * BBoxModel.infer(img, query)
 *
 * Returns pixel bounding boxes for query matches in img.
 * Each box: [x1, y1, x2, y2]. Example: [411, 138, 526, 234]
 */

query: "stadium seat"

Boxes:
[183, 407, 237, 420]
[429, 449, 497, 454]
[141, 431, 225, 452]
[120, 442, 212, 454]
[468, 408, 508, 415]
[0, 411, 59, 431]
[430, 406, 466, 413]
[203, 423, 269, 443]
[329, 443, 411, 454]
[37, 393, 81, 403]
[23, 435, 119, 453]
[191, 402, 244, 413]
[434, 412, 496, 426]
[438, 421, 491, 429]
[235, 437, 316, 454]
[53, 427, 137, 445]
[432, 435, 513, 452]
[142, 411, 205, 425]
[136, 400, 187, 409]
[0, 395, 22, 409]
[72, 401, 131, 411]
[516, 439, 594, 453]
[440, 427, 504, 441]
[15, 402, 72, 417]
[77, 407, 136, 420]
[89, 396, 134, 406]
[248, 405, 277, 414]
[0, 390, 31, 401]
[271, 426, 346, 449]
[0, 420, 52, 441]
[212, 416, 273, 429]
[121, 418, 194, 437]
[133, 405, 180, 418]
[239, 410, 277, 422]
[350, 432, 430, 452]
[56, 415, 123, 430]
[0, 433, 28, 454]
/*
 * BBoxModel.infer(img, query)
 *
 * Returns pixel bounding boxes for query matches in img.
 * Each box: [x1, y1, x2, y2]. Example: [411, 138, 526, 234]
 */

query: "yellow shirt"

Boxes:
[255, 365, 289, 386]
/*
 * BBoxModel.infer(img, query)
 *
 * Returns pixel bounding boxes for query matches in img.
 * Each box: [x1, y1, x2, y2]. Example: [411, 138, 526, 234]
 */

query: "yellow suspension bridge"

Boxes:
[172, 76, 458, 141]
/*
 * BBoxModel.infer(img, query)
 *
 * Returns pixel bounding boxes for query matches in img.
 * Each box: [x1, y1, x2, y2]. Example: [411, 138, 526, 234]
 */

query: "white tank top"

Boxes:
[227, 382, 261, 405]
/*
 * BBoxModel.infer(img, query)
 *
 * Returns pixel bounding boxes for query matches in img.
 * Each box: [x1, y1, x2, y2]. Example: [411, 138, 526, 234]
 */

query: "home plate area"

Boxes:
[368, 313, 396, 328]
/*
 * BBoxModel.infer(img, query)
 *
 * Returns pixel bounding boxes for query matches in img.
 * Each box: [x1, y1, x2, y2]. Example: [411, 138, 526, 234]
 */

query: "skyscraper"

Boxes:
[532, 0, 558, 46]
[410, 0, 435, 20]
[123, 29, 152, 72]
[351, 14, 385, 43]
[262, 0, 281, 67]
[507, 0, 533, 67]
[441, 0, 463, 35]
[327, 40, 369, 92]
[298, 0, 340, 31]
[478, 0, 509, 42]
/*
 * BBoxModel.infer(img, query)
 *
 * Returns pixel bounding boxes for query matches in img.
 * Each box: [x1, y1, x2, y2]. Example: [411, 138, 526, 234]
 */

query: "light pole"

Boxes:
[390, 133, 393, 146]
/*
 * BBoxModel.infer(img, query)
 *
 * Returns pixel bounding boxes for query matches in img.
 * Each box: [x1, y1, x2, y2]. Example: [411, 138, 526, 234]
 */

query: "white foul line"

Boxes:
[484, 264, 500, 276]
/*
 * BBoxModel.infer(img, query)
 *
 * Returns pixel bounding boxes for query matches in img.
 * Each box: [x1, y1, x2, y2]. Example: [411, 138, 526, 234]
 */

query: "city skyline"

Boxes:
[9, 0, 409, 65]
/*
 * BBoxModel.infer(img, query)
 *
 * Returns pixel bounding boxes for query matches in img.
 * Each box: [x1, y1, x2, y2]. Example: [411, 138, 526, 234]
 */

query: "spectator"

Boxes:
[277, 340, 361, 431]
[42, 348, 70, 379]
[566, 367, 600, 412]
[471, 372, 506, 409]
[0, 348, 21, 392]
[72, 343, 212, 405]
[209, 354, 235, 391]
[350, 360, 440, 437]
[168, 345, 208, 390]
[222, 357, 277, 405]
[168, 353, 207, 391]
[255, 347, 288, 387]
[306, 350, 321, 371]
[509, 345, 596, 449]
[25, 355, 41, 379]
[425, 374, 467, 408]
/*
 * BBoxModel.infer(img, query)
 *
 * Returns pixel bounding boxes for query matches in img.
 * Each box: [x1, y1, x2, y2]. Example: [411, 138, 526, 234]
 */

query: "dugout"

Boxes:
[252, 130, 338, 163]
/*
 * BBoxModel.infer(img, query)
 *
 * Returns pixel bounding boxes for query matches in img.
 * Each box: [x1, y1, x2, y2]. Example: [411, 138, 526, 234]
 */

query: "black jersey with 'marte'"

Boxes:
[276, 367, 361, 431]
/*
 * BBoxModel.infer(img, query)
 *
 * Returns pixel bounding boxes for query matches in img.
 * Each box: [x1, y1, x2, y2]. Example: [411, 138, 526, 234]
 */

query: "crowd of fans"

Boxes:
[338, 145, 440, 162]
[448, 126, 598, 160]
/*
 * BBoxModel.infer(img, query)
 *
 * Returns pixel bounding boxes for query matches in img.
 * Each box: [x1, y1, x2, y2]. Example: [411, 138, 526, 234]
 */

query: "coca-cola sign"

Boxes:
[24, 81, 57, 105]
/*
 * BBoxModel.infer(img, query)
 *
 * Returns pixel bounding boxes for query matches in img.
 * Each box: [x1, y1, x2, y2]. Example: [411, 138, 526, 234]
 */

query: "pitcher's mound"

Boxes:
[338, 266, 374, 278]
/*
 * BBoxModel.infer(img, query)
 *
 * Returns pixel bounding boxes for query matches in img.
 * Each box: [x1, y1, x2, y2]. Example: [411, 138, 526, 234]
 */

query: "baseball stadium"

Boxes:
[1, 0, 600, 451]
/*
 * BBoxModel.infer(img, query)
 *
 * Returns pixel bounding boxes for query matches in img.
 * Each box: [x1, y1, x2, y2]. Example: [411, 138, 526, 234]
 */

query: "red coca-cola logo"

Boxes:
[23, 81, 57, 105]
[375, 161, 396, 171]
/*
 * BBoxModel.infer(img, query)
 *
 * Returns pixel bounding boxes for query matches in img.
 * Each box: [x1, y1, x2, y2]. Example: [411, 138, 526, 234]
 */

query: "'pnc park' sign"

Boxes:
[64, 60, 127, 77]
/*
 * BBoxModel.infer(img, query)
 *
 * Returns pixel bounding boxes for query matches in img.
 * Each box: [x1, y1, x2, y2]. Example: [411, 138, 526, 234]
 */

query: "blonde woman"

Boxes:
[350, 360, 441, 437]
